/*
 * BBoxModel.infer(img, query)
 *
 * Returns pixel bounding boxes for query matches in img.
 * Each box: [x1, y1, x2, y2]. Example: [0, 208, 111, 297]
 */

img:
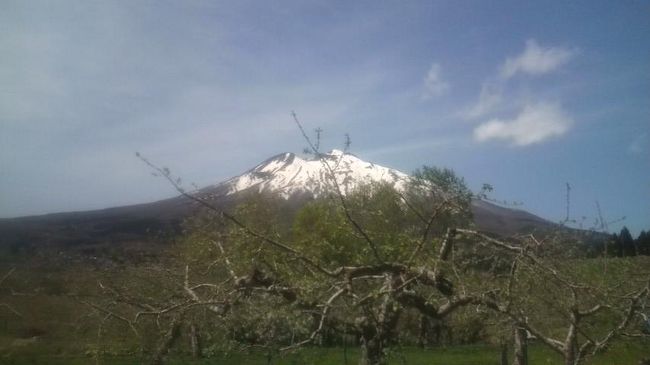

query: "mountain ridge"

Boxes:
[0, 150, 556, 253]
[217, 150, 408, 198]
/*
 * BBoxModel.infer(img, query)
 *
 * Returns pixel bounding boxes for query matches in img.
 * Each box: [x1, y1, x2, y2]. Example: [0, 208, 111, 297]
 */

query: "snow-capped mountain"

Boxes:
[0, 150, 558, 253]
[205, 150, 553, 236]
[219, 150, 409, 198]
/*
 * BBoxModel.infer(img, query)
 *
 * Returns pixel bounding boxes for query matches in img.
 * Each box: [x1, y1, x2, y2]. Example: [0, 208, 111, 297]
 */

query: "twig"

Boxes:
[291, 111, 384, 263]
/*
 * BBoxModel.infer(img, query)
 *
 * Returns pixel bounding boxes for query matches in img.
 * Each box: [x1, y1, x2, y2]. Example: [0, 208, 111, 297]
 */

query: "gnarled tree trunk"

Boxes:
[189, 323, 201, 359]
[359, 331, 386, 365]
[513, 326, 528, 365]
[150, 317, 181, 365]
[358, 275, 402, 365]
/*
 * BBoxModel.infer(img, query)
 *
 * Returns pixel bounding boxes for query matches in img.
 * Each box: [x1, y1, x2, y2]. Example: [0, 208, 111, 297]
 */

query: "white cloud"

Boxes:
[461, 80, 503, 119]
[421, 63, 449, 99]
[461, 40, 575, 119]
[473, 102, 573, 146]
[501, 39, 575, 79]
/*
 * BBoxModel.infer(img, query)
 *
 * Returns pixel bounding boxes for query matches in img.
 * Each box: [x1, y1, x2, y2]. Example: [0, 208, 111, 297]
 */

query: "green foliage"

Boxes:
[292, 182, 423, 265]
[410, 166, 473, 224]
[167, 167, 484, 360]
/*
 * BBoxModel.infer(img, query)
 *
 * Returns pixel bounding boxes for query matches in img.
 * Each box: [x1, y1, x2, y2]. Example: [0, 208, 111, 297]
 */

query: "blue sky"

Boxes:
[1, 1, 648, 235]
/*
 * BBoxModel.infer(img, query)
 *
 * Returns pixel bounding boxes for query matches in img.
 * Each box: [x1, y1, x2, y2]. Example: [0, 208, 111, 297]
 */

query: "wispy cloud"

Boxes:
[627, 133, 648, 155]
[461, 39, 576, 120]
[501, 39, 575, 79]
[421, 63, 449, 99]
[460, 80, 503, 119]
[473, 102, 573, 146]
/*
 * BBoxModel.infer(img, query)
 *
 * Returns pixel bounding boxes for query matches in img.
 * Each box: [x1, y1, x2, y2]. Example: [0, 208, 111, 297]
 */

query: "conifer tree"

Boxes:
[636, 230, 649, 256]
[619, 227, 636, 256]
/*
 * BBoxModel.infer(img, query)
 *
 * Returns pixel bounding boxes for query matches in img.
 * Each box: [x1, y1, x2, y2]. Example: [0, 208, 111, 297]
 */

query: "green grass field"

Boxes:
[1, 256, 648, 364]
[2, 341, 648, 365]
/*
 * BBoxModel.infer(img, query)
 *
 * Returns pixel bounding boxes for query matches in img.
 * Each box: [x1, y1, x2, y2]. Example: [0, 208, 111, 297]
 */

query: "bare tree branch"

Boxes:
[291, 111, 384, 263]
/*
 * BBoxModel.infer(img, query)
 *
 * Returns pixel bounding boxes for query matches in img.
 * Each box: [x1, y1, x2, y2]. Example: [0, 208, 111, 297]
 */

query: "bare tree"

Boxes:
[110, 114, 501, 364]
[83, 114, 648, 365]
[457, 229, 650, 365]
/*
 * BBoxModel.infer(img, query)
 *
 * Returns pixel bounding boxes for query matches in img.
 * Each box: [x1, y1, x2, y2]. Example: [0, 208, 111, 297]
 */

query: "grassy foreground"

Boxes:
[2, 341, 648, 365]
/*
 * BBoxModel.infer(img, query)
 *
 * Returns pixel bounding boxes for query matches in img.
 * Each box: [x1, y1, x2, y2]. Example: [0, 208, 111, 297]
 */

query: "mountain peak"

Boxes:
[327, 149, 345, 156]
[219, 151, 408, 198]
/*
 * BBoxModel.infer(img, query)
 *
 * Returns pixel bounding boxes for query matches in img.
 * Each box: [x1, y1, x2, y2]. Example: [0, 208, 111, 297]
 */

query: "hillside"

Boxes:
[0, 150, 556, 255]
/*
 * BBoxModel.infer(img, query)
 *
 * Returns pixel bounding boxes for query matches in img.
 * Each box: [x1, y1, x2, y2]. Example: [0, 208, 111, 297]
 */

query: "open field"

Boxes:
[1, 253, 649, 364]
[1, 342, 649, 365]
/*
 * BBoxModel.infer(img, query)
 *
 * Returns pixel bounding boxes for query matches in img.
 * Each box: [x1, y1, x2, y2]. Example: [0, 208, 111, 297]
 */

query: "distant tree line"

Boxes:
[589, 227, 650, 257]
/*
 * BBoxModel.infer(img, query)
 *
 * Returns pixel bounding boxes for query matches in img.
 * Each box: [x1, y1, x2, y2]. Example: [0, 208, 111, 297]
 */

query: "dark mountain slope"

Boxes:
[0, 151, 557, 254]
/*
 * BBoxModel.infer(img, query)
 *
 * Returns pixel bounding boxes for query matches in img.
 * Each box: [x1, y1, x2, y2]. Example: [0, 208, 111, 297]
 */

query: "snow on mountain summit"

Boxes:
[220, 150, 409, 198]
